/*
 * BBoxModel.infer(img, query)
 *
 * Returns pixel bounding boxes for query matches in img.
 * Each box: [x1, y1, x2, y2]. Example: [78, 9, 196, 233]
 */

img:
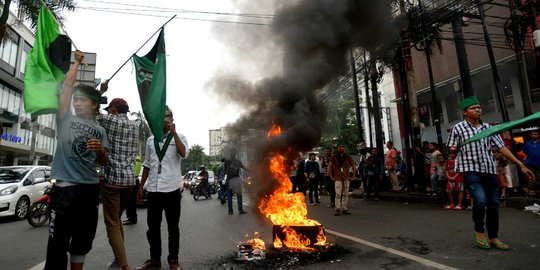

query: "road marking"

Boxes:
[325, 229, 459, 270]
[29, 261, 45, 270]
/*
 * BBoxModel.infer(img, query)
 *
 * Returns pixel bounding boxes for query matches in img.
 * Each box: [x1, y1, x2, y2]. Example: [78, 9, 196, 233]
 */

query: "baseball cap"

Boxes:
[104, 98, 129, 112]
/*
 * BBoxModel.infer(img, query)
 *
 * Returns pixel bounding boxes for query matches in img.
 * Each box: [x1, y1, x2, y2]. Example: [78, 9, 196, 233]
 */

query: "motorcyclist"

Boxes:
[198, 165, 211, 199]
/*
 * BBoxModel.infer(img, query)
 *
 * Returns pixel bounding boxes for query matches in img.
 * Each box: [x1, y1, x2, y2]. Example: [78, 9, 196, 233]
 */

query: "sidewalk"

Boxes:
[349, 188, 540, 210]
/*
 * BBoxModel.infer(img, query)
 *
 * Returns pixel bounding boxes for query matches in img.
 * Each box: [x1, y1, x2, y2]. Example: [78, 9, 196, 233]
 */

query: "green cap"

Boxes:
[458, 96, 480, 111]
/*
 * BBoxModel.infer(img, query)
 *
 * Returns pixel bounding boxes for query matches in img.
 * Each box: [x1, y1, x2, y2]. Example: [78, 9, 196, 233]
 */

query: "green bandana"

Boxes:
[458, 96, 480, 110]
[73, 90, 99, 102]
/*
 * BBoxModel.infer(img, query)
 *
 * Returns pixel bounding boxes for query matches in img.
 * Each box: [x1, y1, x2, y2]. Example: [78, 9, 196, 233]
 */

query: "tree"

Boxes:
[0, 0, 76, 42]
[183, 144, 208, 174]
[129, 111, 151, 158]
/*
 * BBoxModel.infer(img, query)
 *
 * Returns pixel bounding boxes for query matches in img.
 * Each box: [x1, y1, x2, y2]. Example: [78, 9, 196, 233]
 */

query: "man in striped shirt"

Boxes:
[447, 96, 534, 250]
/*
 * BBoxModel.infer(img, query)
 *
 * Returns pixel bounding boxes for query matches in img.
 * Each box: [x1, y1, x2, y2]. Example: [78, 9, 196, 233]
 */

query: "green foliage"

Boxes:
[0, 0, 76, 46]
[320, 98, 360, 154]
[182, 144, 210, 174]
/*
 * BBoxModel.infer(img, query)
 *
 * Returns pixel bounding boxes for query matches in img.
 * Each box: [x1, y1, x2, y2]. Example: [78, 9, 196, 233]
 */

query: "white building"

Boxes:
[209, 128, 228, 157]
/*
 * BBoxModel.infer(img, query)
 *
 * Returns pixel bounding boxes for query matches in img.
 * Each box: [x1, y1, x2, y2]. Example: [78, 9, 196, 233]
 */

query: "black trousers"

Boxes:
[308, 177, 320, 203]
[45, 184, 100, 270]
[325, 176, 335, 204]
[124, 180, 139, 221]
[146, 189, 181, 261]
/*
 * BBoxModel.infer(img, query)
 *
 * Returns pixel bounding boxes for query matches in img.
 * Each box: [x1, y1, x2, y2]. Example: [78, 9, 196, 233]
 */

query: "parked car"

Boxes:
[0, 166, 52, 219]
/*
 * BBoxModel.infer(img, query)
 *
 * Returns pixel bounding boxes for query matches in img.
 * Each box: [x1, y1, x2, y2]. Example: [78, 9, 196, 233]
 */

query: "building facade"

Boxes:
[209, 128, 228, 157]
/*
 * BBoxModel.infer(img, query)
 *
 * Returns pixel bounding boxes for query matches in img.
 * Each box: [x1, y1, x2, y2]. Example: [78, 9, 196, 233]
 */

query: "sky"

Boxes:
[57, 0, 277, 154]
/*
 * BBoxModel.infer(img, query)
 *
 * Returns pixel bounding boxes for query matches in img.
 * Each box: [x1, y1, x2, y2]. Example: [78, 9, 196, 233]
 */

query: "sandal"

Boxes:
[489, 239, 510, 250]
[474, 232, 491, 249]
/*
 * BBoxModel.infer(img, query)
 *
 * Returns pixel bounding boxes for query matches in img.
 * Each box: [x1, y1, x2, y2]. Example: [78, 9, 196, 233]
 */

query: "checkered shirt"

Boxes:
[98, 113, 140, 186]
[446, 120, 505, 174]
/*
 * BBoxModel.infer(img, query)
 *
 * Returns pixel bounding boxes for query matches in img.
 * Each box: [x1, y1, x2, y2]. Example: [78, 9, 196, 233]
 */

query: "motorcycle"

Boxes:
[27, 181, 54, 227]
[192, 177, 210, 201]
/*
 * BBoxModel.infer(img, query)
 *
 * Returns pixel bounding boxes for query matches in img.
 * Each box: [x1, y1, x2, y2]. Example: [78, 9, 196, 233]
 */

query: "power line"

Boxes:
[76, 6, 271, 26]
[77, 0, 274, 19]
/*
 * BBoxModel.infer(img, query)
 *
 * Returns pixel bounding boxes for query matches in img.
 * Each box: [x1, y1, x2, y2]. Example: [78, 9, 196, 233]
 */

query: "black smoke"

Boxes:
[208, 0, 397, 217]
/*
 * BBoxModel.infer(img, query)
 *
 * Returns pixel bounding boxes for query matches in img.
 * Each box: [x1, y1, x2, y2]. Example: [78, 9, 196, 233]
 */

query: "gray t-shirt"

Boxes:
[51, 111, 109, 184]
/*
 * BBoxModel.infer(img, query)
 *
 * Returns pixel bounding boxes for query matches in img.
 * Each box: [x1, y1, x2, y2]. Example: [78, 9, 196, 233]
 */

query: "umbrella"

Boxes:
[460, 111, 540, 146]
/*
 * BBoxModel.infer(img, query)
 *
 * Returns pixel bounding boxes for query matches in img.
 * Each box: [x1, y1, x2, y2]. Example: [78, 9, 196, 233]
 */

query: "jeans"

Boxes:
[101, 185, 133, 267]
[146, 189, 181, 261]
[464, 172, 500, 239]
[308, 177, 320, 204]
[226, 186, 244, 212]
[365, 175, 380, 199]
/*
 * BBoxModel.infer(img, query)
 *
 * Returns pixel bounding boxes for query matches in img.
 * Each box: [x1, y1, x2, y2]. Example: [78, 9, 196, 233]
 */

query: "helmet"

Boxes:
[199, 165, 206, 169]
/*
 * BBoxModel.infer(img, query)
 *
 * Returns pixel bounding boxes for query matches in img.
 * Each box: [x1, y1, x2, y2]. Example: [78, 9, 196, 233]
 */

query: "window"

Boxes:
[19, 42, 31, 78]
[30, 170, 45, 183]
[0, 27, 19, 75]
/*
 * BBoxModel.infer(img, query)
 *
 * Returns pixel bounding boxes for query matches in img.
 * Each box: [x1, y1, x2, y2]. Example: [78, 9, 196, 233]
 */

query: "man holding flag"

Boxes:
[447, 96, 534, 251]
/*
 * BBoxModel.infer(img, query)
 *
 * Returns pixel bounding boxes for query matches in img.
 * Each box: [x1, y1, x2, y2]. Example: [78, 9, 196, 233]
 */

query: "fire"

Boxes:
[257, 124, 327, 251]
[245, 232, 266, 251]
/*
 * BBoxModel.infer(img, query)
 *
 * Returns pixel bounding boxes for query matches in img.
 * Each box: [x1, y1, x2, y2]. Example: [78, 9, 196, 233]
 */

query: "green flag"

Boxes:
[460, 111, 540, 146]
[23, 5, 72, 116]
[133, 28, 167, 141]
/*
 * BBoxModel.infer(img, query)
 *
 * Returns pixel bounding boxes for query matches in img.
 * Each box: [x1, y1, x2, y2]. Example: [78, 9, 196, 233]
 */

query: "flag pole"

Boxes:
[108, 15, 177, 81]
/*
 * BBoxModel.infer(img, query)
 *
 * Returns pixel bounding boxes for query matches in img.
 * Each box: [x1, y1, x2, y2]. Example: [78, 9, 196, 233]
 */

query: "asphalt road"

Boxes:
[1, 191, 539, 270]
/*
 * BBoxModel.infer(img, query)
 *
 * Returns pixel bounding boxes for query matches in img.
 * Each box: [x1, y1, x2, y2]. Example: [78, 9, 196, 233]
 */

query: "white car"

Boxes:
[0, 166, 52, 219]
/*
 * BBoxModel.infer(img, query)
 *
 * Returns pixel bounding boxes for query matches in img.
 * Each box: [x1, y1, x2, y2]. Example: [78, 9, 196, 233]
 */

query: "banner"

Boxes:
[133, 28, 167, 141]
[23, 5, 71, 116]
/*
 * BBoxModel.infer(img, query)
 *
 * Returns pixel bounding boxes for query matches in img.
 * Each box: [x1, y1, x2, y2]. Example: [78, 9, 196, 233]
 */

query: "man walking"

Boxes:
[45, 50, 109, 270]
[136, 106, 188, 270]
[447, 96, 534, 250]
[329, 143, 356, 216]
[225, 151, 247, 215]
[97, 87, 140, 270]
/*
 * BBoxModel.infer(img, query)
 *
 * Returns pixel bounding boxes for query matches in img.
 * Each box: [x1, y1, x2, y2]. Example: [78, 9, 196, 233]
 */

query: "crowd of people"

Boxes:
[41, 51, 540, 270]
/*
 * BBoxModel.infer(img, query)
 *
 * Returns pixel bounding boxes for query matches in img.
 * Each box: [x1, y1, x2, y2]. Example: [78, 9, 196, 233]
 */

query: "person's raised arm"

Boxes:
[167, 122, 186, 157]
[58, 50, 84, 119]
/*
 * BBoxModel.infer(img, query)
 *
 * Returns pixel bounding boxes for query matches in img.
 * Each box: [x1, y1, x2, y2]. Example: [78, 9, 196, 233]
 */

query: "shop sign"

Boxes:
[1, 133, 22, 143]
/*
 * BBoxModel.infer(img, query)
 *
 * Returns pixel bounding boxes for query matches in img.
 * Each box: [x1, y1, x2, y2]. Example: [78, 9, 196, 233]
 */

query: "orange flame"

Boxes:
[258, 124, 327, 250]
[245, 232, 266, 251]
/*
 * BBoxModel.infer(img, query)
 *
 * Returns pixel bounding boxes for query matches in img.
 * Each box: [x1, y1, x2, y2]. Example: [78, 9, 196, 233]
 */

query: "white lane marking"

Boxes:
[29, 261, 45, 270]
[325, 229, 459, 270]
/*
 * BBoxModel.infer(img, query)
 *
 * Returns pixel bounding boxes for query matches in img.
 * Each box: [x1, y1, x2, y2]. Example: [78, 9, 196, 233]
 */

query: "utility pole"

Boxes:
[418, 0, 443, 147]
[477, 0, 509, 122]
[509, 0, 533, 116]
[350, 49, 365, 144]
[451, 14, 475, 98]
[363, 52, 373, 148]
[369, 58, 385, 155]
[29, 119, 38, 165]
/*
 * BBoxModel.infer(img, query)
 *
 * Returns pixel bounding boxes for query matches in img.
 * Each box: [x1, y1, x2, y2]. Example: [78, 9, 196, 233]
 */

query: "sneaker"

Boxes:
[342, 209, 351, 215]
[228, 210, 233, 215]
[316, 201, 322, 205]
[454, 206, 463, 210]
[309, 203, 316, 206]
[239, 210, 247, 214]
[334, 209, 341, 216]
[168, 259, 182, 270]
[134, 259, 161, 270]
[122, 219, 137, 225]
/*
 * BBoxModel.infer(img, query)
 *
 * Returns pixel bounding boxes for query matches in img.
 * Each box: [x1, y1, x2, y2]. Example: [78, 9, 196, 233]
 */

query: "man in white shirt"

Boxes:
[136, 106, 188, 270]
